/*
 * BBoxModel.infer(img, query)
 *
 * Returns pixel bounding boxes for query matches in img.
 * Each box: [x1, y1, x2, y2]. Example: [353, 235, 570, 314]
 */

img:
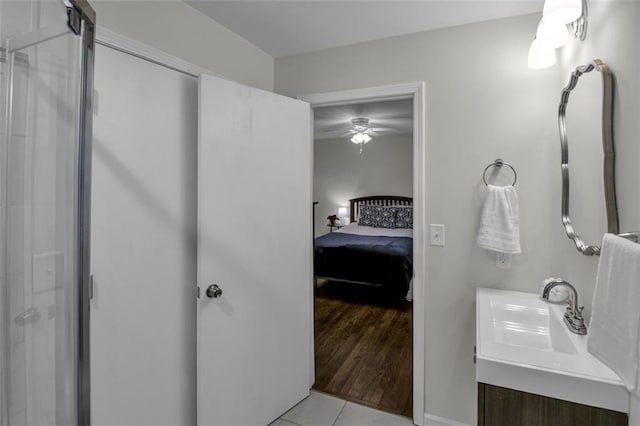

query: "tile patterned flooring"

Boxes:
[271, 391, 414, 426]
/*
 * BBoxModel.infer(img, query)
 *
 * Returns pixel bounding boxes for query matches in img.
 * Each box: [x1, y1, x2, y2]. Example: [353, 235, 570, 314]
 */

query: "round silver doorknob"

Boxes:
[206, 284, 223, 298]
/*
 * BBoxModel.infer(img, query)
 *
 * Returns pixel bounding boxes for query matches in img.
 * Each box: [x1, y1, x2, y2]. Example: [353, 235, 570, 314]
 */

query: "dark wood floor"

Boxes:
[313, 280, 413, 417]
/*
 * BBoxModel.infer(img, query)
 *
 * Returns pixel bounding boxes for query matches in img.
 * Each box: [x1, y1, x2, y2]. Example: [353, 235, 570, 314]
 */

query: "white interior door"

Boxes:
[197, 74, 312, 426]
[91, 45, 197, 425]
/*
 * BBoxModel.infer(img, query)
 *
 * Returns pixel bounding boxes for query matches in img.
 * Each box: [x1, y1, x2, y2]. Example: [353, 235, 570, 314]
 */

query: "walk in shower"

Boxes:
[0, 1, 95, 424]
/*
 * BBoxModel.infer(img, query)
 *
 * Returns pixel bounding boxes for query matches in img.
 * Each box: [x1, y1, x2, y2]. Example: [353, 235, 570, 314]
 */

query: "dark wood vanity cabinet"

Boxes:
[478, 383, 628, 426]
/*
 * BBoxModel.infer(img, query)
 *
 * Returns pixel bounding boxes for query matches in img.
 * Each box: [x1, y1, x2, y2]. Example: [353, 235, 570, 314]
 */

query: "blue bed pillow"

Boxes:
[395, 206, 413, 229]
[358, 205, 397, 228]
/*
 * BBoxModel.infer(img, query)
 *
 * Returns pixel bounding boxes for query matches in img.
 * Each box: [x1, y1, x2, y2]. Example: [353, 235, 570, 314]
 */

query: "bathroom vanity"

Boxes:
[476, 288, 629, 425]
[478, 383, 627, 425]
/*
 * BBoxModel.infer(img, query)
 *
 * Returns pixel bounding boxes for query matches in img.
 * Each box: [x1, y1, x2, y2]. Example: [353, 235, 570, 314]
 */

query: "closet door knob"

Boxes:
[206, 284, 223, 298]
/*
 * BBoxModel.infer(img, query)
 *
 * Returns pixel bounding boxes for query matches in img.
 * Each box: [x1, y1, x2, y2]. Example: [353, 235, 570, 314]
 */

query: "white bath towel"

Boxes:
[476, 185, 521, 254]
[588, 234, 640, 424]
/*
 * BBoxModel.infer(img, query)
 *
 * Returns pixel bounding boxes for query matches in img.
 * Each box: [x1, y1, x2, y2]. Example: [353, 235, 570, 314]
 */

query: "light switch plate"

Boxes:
[430, 224, 445, 246]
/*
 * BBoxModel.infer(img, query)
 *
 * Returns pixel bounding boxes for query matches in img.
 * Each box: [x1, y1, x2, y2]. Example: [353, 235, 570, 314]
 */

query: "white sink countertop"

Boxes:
[476, 287, 629, 413]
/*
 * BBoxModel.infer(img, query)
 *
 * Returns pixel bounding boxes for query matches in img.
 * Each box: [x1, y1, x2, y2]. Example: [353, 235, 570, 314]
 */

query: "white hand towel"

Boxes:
[476, 185, 521, 254]
[588, 234, 640, 424]
[588, 234, 640, 390]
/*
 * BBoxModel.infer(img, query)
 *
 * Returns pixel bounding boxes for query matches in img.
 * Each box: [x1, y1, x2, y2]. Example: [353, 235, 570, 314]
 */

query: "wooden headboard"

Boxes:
[349, 196, 413, 223]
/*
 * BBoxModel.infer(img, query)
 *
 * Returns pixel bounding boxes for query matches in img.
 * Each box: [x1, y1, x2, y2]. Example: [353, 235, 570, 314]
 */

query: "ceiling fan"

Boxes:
[345, 118, 373, 153]
[340, 117, 400, 139]
[343, 117, 404, 153]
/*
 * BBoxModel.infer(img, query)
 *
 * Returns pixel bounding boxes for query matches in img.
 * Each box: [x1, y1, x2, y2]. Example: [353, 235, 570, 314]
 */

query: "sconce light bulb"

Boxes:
[542, 0, 582, 25]
[536, 19, 569, 48]
[528, 39, 557, 70]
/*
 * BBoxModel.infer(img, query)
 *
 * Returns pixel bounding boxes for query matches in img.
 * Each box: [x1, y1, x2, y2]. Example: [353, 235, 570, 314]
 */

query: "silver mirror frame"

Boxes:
[558, 59, 617, 256]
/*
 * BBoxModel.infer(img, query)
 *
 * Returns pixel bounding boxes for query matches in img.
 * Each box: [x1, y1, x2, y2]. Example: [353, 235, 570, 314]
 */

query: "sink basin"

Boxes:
[476, 288, 628, 413]
[489, 293, 577, 355]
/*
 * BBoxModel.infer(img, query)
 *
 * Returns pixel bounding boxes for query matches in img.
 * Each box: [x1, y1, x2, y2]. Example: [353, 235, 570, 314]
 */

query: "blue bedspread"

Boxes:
[314, 232, 413, 258]
[313, 232, 413, 297]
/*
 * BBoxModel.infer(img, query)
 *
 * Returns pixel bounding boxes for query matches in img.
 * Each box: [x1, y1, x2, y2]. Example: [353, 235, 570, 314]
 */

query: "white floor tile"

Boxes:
[334, 402, 414, 426]
[281, 391, 346, 426]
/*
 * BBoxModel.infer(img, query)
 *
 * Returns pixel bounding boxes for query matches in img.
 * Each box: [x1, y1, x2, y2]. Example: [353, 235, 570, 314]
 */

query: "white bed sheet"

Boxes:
[335, 222, 413, 238]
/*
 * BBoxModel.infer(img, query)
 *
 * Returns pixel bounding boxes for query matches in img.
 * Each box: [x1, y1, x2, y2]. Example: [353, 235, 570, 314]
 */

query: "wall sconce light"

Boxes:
[528, 0, 587, 70]
[543, 0, 582, 26]
[536, 19, 569, 48]
[338, 207, 349, 225]
[528, 39, 557, 69]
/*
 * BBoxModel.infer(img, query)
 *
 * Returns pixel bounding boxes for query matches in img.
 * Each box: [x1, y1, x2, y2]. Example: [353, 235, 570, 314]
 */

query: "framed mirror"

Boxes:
[558, 59, 617, 256]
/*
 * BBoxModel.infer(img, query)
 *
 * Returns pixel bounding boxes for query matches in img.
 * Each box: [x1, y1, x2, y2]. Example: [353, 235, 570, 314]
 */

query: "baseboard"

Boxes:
[424, 412, 471, 426]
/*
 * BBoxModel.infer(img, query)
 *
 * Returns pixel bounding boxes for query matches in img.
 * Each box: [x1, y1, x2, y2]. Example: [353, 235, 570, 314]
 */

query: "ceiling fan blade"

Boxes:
[370, 127, 400, 133]
[370, 118, 413, 127]
[320, 123, 349, 132]
[340, 130, 356, 137]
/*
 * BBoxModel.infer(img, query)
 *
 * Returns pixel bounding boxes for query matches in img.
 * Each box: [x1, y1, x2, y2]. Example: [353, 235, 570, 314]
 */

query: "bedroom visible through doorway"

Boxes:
[312, 99, 414, 417]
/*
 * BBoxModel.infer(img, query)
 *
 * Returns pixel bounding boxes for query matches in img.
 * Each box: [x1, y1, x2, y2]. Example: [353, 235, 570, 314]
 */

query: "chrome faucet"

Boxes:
[541, 278, 587, 335]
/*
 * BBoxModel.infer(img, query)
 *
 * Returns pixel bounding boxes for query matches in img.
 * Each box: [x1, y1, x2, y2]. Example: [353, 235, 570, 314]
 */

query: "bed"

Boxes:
[313, 196, 413, 300]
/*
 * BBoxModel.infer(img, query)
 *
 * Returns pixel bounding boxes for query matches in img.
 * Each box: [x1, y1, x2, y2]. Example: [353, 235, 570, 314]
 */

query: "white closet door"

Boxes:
[91, 45, 197, 425]
[197, 74, 312, 426]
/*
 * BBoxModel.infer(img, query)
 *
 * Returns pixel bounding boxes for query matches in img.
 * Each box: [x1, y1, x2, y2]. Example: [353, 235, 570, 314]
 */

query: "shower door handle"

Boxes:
[15, 307, 41, 326]
[206, 284, 223, 299]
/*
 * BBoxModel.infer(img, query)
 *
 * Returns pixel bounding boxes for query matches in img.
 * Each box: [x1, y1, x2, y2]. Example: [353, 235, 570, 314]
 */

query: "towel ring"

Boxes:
[482, 158, 517, 186]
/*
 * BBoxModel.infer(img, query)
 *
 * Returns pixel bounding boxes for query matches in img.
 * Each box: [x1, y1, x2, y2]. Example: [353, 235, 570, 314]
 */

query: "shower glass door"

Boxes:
[1, 1, 95, 424]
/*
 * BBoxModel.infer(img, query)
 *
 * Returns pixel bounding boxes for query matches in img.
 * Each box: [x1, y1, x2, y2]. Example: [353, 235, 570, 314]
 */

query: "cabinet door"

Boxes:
[479, 383, 628, 426]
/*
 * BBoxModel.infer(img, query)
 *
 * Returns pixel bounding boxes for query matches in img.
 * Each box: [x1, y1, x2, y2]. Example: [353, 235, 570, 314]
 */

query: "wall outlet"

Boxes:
[496, 252, 512, 269]
[430, 224, 445, 246]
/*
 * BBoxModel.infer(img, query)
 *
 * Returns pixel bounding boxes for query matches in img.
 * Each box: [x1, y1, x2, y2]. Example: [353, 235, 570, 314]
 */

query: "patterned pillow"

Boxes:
[395, 207, 413, 229]
[358, 205, 397, 228]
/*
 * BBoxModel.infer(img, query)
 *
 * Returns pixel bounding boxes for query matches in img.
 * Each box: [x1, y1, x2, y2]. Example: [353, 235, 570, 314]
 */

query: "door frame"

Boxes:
[95, 27, 211, 79]
[300, 82, 426, 426]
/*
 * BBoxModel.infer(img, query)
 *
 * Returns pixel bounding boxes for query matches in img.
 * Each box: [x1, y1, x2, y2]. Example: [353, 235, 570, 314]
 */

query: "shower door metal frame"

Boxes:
[71, 1, 95, 425]
[1, 1, 95, 424]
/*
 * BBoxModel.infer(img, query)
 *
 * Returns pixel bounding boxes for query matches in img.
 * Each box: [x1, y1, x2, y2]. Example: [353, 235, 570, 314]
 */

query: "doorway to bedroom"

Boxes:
[310, 97, 415, 417]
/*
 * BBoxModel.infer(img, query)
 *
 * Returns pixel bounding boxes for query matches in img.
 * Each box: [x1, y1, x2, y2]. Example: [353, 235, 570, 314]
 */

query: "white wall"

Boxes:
[276, 13, 567, 424]
[91, 0, 274, 91]
[314, 134, 413, 236]
[276, 7, 640, 423]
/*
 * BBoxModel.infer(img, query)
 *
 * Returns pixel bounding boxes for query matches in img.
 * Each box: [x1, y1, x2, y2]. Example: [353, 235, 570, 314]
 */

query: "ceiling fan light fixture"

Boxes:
[351, 117, 370, 128]
[350, 132, 372, 144]
[348, 117, 373, 153]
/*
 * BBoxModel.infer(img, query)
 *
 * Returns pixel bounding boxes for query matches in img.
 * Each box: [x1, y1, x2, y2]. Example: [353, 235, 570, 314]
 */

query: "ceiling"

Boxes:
[184, 1, 543, 58]
[313, 99, 413, 140]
